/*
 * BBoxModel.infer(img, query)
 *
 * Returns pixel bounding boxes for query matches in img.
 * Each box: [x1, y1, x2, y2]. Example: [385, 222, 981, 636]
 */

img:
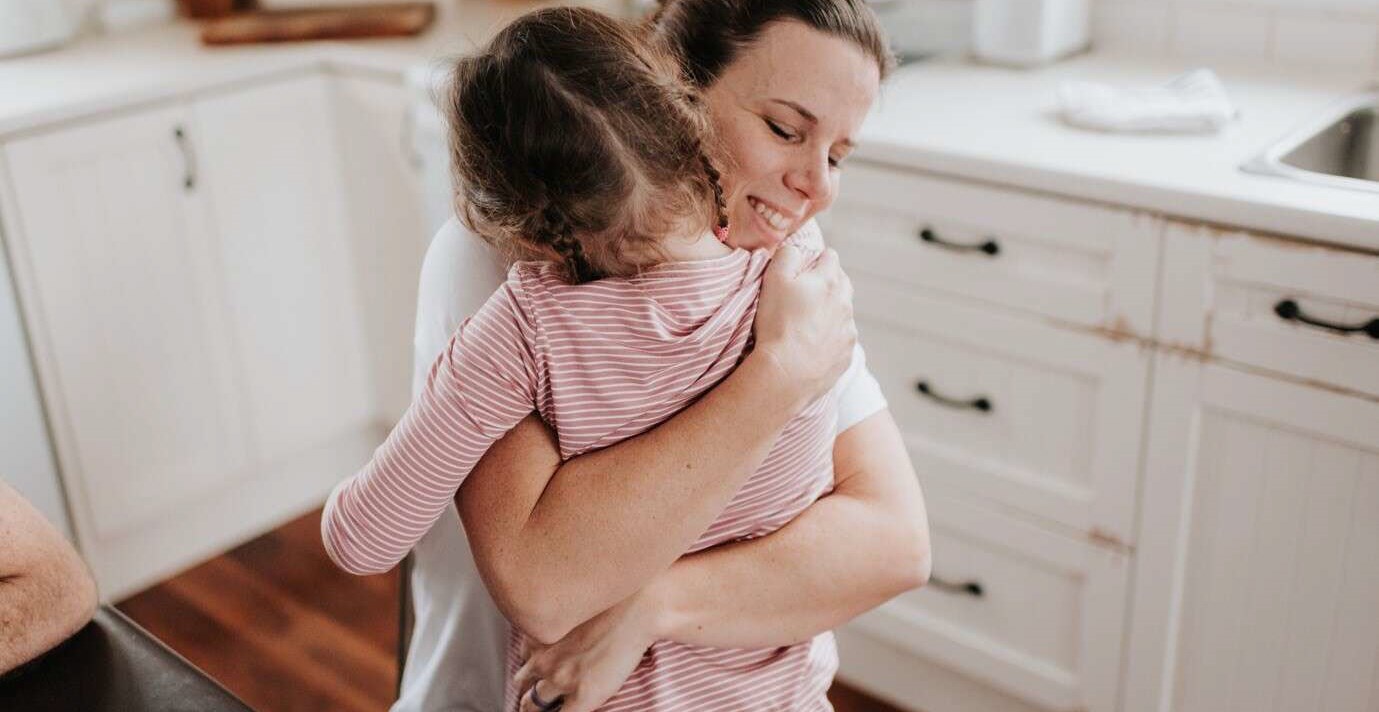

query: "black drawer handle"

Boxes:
[173, 126, 197, 191]
[1274, 299, 1379, 339]
[930, 575, 984, 598]
[916, 380, 993, 413]
[918, 227, 1000, 257]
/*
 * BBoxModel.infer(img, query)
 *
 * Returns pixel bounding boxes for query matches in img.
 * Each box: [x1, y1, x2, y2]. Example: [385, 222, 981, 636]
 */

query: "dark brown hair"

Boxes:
[446, 7, 726, 283]
[648, 0, 894, 88]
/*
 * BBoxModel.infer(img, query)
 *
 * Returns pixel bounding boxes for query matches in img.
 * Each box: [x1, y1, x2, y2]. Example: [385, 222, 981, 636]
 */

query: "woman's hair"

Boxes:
[648, 0, 894, 88]
[445, 7, 726, 284]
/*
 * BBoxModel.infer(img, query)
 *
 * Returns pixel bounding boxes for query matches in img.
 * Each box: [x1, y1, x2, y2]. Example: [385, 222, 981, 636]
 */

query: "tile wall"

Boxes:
[1092, 0, 1379, 71]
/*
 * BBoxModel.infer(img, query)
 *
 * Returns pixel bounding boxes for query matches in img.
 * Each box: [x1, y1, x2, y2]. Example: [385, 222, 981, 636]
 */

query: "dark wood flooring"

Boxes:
[118, 508, 904, 712]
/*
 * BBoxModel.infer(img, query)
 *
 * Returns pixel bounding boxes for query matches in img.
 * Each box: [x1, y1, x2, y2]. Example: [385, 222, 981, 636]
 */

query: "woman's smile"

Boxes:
[747, 195, 799, 238]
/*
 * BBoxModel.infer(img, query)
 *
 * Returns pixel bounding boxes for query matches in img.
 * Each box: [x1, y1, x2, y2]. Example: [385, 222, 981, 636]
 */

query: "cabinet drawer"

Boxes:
[825, 162, 1159, 336]
[853, 278, 1149, 545]
[1159, 223, 1379, 398]
[848, 491, 1129, 712]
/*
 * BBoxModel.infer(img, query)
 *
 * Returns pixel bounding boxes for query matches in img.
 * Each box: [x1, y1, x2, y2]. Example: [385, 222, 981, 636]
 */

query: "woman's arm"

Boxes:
[649, 408, 929, 647]
[460, 247, 921, 645]
[459, 351, 813, 643]
[0, 479, 98, 674]
[507, 410, 928, 712]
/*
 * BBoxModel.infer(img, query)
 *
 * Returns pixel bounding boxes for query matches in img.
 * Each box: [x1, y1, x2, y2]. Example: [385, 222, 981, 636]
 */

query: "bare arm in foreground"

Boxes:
[0, 479, 97, 675]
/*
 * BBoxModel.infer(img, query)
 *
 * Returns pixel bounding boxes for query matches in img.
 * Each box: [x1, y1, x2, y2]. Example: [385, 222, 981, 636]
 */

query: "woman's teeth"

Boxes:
[750, 198, 791, 232]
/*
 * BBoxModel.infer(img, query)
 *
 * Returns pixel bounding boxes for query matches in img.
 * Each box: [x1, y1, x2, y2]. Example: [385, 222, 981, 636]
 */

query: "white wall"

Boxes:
[1092, 0, 1379, 71]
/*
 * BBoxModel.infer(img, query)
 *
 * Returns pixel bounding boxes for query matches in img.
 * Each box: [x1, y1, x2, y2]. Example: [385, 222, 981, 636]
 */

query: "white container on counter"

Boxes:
[0, 0, 79, 58]
[869, 0, 975, 61]
[972, 0, 1089, 67]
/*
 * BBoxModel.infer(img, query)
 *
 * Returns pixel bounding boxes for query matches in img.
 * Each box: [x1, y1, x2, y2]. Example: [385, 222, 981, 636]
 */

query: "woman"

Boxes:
[396, 2, 930, 711]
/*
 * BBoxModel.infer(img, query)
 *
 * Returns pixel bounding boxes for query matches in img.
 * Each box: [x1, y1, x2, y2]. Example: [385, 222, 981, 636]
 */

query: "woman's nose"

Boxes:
[784, 152, 833, 207]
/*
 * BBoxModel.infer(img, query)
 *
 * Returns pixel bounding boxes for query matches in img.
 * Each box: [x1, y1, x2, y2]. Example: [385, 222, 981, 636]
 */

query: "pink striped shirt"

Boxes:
[323, 230, 840, 711]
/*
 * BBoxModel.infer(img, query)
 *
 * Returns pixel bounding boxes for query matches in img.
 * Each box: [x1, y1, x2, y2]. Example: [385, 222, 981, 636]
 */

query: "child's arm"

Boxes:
[322, 276, 539, 576]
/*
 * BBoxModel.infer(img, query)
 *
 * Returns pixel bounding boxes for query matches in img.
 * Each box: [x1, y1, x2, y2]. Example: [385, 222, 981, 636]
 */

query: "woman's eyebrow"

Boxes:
[768, 99, 818, 124]
[767, 98, 857, 148]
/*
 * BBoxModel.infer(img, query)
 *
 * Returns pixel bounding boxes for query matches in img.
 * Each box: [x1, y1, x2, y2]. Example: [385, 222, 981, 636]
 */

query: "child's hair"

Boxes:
[445, 7, 727, 284]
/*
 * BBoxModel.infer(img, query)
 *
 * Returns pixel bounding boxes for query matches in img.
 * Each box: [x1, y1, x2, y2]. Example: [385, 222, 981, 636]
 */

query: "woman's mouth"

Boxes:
[747, 196, 794, 234]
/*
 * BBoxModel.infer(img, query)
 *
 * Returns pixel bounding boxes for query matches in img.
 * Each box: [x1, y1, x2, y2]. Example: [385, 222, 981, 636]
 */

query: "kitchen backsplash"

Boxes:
[1092, 0, 1379, 71]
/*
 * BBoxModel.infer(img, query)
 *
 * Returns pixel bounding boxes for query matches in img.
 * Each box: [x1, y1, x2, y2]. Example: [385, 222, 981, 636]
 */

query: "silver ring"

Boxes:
[530, 683, 563, 711]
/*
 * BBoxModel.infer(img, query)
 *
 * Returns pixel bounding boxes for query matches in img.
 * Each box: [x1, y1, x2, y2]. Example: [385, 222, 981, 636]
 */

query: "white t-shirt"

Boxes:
[392, 218, 887, 712]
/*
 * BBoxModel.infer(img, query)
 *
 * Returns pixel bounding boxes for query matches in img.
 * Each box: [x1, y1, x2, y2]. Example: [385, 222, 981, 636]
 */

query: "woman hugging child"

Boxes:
[323, 7, 847, 711]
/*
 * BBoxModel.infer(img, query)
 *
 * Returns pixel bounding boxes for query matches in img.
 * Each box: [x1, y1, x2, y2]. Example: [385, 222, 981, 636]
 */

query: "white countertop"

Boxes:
[859, 56, 1378, 252]
[2, 7, 1375, 252]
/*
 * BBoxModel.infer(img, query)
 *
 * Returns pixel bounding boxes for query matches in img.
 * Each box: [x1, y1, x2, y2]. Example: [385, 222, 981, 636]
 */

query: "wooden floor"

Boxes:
[118, 508, 906, 712]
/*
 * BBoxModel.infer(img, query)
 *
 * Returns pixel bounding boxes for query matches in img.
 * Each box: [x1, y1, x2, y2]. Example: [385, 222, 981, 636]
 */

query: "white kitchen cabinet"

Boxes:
[1157, 222, 1379, 399]
[847, 490, 1130, 712]
[1125, 354, 1379, 712]
[2, 104, 256, 595]
[191, 73, 374, 464]
[826, 163, 1160, 339]
[330, 72, 429, 424]
[1, 74, 383, 598]
[830, 161, 1153, 712]
[0, 211, 71, 539]
[852, 278, 1149, 546]
[1125, 222, 1379, 712]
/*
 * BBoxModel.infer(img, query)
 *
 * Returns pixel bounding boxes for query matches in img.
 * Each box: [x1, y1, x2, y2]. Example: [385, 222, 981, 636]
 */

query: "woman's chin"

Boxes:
[730, 211, 789, 252]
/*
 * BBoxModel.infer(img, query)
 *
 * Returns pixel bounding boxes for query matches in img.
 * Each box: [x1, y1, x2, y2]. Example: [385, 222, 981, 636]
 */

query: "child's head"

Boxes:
[446, 7, 726, 284]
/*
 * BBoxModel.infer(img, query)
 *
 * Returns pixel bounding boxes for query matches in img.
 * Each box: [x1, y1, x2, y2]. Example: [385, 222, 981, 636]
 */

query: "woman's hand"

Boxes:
[753, 245, 857, 409]
[513, 589, 662, 712]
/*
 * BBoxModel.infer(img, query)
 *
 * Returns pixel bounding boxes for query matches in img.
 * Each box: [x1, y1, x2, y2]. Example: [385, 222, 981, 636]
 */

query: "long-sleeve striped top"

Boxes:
[322, 230, 841, 711]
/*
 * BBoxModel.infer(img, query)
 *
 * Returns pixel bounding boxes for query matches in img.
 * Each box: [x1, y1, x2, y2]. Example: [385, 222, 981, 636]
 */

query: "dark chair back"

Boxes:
[397, 553, 415, 697]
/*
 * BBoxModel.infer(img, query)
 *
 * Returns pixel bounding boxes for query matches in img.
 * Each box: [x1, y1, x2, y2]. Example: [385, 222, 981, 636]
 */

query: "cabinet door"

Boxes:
[845, 490, 1130, 712]
[3, 106, 252, 554]
[331, 73, 428, 424]
[191, 74, 374, 465]
[1125, 355, 1379, 712]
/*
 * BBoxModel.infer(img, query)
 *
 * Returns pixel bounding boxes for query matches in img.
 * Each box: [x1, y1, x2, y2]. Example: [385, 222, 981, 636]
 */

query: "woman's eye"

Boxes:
[828, 156, 842, 169]
[765, 119, 797, 141]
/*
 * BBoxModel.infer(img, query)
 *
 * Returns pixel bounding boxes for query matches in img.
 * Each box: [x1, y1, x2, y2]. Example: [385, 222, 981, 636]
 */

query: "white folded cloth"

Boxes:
[1057, 68, 1239, 133]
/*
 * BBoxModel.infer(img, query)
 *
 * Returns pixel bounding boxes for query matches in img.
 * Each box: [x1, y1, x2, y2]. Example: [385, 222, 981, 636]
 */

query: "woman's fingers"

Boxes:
[811, 247, 841, 275]
[515, 654, 570, 712]
[512, 656, 539, 702]
[527, 678, 567, 712]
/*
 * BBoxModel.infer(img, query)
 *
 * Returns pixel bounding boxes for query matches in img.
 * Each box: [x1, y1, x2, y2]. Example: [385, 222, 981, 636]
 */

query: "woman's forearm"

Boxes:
[647, 411, 930, 649]
[460, 352, 810, 643]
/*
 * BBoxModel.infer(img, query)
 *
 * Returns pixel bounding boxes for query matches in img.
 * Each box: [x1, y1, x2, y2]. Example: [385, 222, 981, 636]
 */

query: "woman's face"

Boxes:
[704, 21, 881, 252]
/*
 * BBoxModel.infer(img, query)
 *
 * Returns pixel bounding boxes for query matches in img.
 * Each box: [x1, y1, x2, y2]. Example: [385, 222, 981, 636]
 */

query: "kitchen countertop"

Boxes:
[860, 56, 1378, 253]
[1, 5, 1375, 252]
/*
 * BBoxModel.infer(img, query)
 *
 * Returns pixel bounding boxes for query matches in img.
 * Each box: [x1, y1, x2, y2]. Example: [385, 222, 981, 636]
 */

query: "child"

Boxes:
[322, 7, 842, 711]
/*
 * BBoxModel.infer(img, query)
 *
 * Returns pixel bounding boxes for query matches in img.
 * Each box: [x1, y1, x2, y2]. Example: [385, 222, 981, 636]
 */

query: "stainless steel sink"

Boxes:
[1242, 89, 1379, 193]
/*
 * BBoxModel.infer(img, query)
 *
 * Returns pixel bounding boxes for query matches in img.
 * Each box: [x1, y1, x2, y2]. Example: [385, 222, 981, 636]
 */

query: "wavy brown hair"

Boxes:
[445, 7, 726, 284]
[648, 0, 894, 88]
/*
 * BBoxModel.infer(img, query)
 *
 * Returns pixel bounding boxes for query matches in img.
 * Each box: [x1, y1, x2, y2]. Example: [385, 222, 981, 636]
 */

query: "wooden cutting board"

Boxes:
[201, 2, 436, 45]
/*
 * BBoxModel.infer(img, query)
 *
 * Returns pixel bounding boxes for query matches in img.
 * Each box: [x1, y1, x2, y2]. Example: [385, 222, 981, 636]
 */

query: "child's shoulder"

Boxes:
[506, 260, 567, 290]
